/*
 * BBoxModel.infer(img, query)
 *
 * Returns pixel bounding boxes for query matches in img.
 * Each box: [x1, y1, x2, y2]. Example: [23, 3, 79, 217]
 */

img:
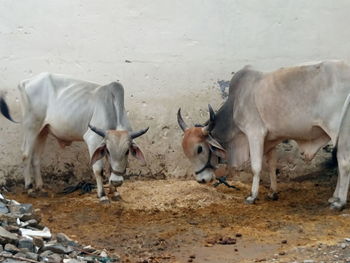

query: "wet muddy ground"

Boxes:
[7, 168, 350, 263]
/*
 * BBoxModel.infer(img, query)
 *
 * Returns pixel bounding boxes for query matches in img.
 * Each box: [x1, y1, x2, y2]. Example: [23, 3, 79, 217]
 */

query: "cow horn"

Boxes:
[177, 108, 188, 132]
[202, 104, 216, 135]
[88, 124, 106, 138]
[130, 127, 149, 139]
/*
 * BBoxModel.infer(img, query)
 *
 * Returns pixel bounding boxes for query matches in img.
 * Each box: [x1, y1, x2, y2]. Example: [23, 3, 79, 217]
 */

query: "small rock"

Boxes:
[20, 226, 51, 240]
[33, 236, 44, 248]
[189, 254, 196, 259]
[24, 251, 39, 261]
[20, 219, 38, 228]
[0, 202, 9, 214]
[68, 250, 79, 258]
[4, 243, 20, 253]
[217, 237, 236, 245]
[82, 256, 95, 262]
[235, 233, 242, 238]
[9, 203, 32, 215]
[281, 240, 288, 244]
[2, 259, 27, 263]
[44, 253, 63, 263]
[0, 251, 13, 257]
[14, 251, 27, 258]
[0, 214, 17, 225]
[19, 248, 30, 253]
[56, 233, 77, 246]
[4, 225, 19, 233]
[82, 245, 96, 253]
[0, 226, 18, 245]
[341, 243, 347, 249]
[40, 250, 54, 257]
[279, 251, 286, 256]
[345, 238, 350, 242]
[41, 243, 74, 254]
[64, 259, 87, 263]
[18, 236, 34, 252]
[100, 249, 108, 257]
[0, 251, 12, 257]
[19, 213, 37, 222]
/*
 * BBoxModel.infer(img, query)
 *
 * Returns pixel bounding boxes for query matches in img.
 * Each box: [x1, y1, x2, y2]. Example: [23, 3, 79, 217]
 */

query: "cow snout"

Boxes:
[198, 178, 207, 184]
[196, 176, 214, 184]
[109, 174, 124, 187]
[111, 179, 123, 187]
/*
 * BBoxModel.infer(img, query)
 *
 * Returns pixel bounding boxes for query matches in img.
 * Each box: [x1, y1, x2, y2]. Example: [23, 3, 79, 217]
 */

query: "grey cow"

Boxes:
[0, 72, 148, 202]
[178, 60, 350, 210]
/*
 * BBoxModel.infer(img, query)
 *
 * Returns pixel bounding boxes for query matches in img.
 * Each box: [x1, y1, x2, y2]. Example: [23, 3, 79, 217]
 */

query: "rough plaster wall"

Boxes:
[0, 0, 349, 184]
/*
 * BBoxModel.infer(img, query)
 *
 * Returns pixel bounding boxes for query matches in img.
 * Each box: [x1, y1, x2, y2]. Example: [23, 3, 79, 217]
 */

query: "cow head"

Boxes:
[88, 124, 148, 187]
[177, 105, 226, 184]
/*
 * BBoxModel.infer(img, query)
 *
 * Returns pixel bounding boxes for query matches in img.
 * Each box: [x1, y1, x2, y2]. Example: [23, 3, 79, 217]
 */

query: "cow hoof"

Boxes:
[330, 201, 345, 211]
[111, 192, 122, 202]
[328, 197, 340, 204]
[27, 189, 36, 198]
[267, 192, 279, 201]
[245, 196, 256, 204]
[36, 189, 49, 197]
[99, 196, 110, 204]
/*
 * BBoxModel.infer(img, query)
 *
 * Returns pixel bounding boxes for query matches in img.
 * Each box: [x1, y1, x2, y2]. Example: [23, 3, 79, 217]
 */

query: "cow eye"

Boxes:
[197, 146, 203, 154]
[125, 149, 130, 156]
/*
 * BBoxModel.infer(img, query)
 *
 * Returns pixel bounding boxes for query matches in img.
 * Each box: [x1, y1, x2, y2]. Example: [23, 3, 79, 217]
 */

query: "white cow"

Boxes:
[0, 72, 148, 202]
[178, 60, 350, 210]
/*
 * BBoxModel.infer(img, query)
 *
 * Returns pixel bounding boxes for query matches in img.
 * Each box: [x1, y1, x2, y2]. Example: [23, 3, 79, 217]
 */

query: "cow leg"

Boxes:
[22, 130, 39, 192]
[92, 161, 109, 203]
[266, 148, 278, 201]
[32, 129, 48, 192]
[328, 173, 340, 204]
[109, 184, 121, 201]
[85, 138, 109, 203]
[330, 150, 350, 210]
[246, 134, 265, 204]
[23, 155, 34, 191]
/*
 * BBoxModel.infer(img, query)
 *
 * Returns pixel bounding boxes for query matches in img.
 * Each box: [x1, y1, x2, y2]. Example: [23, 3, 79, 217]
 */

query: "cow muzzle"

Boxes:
[109, 173, 124, 187]
[195, 172, 215, 184]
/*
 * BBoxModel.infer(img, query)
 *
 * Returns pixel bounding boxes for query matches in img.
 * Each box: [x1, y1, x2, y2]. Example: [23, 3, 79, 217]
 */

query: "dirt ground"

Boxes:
[7, 168, 350, 263]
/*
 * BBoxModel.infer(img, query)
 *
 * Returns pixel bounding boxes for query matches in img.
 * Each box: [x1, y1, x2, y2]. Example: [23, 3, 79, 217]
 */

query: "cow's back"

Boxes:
[20, 73, 104, 141]
[254, 60, 350, 142]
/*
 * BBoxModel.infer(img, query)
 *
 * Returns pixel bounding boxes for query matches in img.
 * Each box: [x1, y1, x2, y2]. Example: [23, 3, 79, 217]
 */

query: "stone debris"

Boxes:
[0, 193, 120, 263]
[19, 227, 52, 240]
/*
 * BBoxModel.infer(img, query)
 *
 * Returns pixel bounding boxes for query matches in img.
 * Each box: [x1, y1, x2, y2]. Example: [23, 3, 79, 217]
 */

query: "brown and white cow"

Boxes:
[0, 72, 148, 203]
[178, 60, 350, 210]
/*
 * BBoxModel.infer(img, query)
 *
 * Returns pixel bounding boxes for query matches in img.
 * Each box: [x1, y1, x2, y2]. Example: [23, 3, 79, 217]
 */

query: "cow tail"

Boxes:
[0, 94, 19, 123]
[0, 82, 30, 123]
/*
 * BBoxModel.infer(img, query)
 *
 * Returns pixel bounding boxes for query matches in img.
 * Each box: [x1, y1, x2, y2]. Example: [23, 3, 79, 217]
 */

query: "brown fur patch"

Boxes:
[182, 127, 207, 158]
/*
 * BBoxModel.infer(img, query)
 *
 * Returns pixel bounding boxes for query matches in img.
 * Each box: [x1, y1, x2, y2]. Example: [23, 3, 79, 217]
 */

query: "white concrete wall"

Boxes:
[1, 0, 350, 184]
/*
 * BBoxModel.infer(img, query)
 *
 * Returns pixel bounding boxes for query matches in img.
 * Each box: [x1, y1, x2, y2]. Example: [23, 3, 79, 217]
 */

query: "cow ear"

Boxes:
[90, 144, 107, 166]
[130, 143, 146, 165]
[207, 136, 226, 159]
